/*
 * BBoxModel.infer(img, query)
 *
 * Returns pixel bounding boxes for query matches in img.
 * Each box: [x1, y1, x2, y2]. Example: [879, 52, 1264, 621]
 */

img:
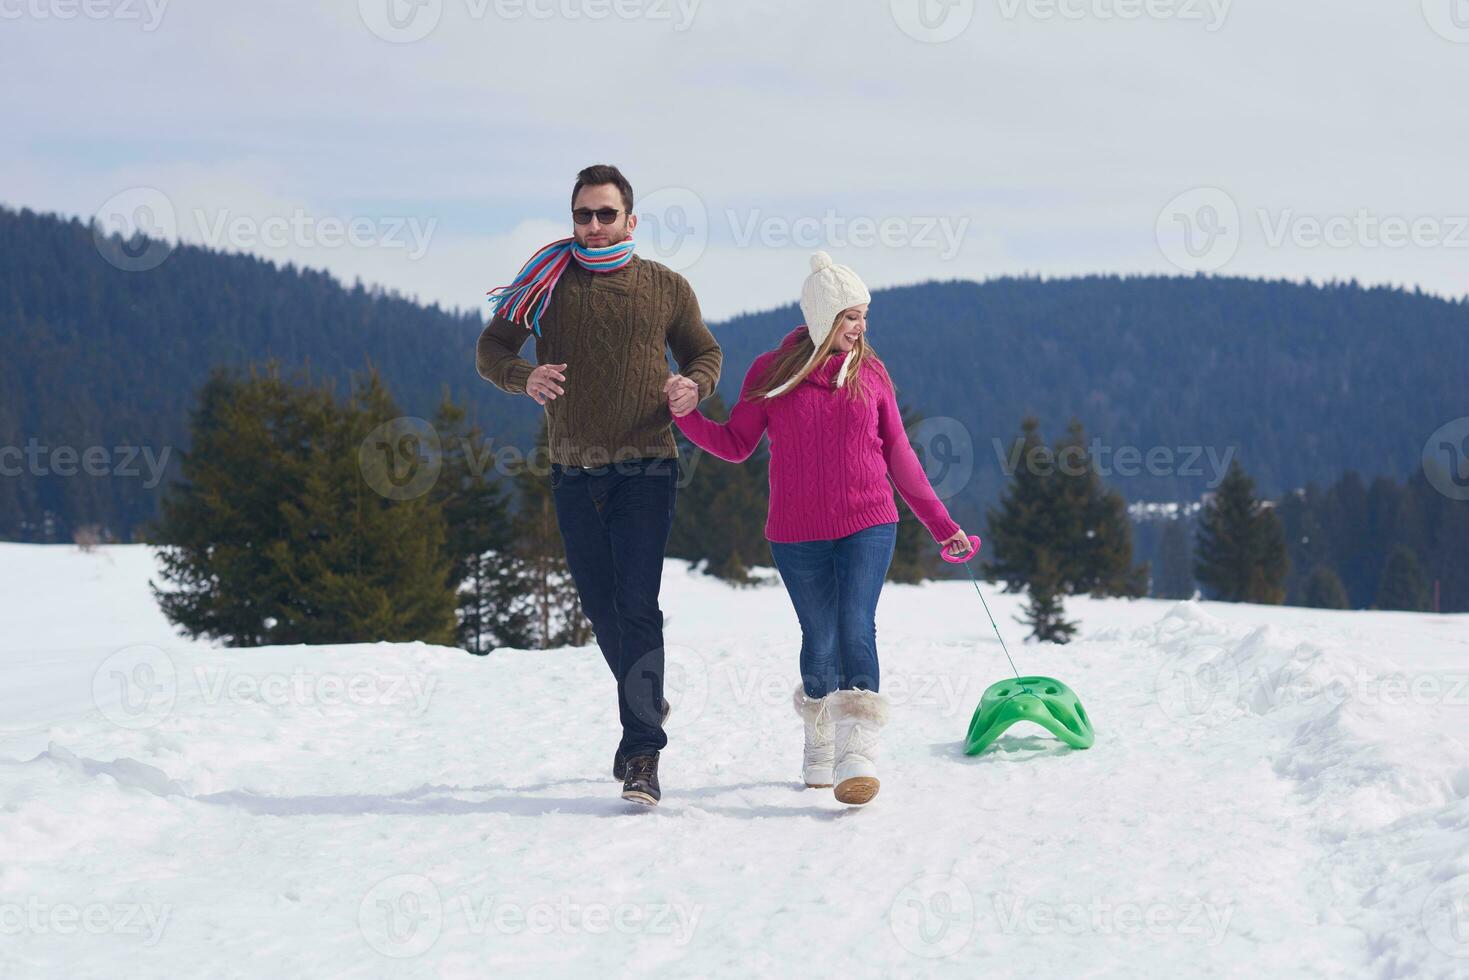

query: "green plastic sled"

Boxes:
[964, 675, 1094, 755]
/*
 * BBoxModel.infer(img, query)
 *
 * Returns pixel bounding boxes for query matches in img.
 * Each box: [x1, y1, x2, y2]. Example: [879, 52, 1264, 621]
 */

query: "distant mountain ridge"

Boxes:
[3, 203, 1465, 541]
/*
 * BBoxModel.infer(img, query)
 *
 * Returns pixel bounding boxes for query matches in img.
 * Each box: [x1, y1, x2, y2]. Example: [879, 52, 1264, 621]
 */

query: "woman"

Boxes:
[667, 251, 971, 805]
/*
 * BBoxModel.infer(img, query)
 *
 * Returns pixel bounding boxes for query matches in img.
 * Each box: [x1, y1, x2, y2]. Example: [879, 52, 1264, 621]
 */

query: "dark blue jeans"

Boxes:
[769, 522, 897, 700]
[550, 456, 677, 758]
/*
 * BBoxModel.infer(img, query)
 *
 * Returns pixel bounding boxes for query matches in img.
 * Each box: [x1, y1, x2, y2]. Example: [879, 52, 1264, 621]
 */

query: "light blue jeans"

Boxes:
[769, 522, 897, 699]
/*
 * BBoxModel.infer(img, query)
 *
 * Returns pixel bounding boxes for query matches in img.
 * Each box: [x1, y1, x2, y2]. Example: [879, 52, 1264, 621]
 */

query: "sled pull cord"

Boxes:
[942, 534, 1022, 681]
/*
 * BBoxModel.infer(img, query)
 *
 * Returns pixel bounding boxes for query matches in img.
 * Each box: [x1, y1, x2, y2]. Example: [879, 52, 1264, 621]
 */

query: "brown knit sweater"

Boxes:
[476, 255, 723, 467]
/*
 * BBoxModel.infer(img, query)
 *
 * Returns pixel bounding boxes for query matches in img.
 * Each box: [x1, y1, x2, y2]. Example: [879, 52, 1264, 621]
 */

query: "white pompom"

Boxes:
[809, 251, 833, 273]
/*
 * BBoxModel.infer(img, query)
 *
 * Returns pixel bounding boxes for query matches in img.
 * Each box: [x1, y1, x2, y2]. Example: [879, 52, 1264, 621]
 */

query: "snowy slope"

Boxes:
[1, 543, 1466, 978]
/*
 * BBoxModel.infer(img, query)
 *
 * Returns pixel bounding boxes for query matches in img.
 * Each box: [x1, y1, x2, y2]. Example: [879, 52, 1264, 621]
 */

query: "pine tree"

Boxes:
[1277, 468, 1466, 613]
[987, 417, 1145, 597]
[712, 547, 752, 584]
[666, 393, 772, 584]
[1194, 461, 1289, 604]
[1051, 419, 1148, 597]
[985, 417, 1056, 592]
[512, 420, 592, 648]
[888, 402, 946, 584]
[266, 370, 457, 644]
[1276, 485, 1331, 604]
[431, 393, 532, 654]
[150, 365, 330, 645]
[1246, 521, 1290, 605]
[1325, 471, 1372, 606]
[151, 364, 458, 646]
[1155, 516, 1194, 599]
[1021, 549, 1076, 644]
[1302, 564, 1349, 609]
[699, 478, 763, 586]
[1375, 544, 1430, 611]
[1411, 467, 1466, 612]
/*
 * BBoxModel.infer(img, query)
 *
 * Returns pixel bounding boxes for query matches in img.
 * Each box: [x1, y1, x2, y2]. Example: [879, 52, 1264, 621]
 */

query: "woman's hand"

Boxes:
[665, 374, 699, 418]
[939, 529, 974, 559]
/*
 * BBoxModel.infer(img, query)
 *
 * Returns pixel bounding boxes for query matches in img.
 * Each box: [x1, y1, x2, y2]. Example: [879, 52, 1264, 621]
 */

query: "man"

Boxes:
[476, 164, 721, 806]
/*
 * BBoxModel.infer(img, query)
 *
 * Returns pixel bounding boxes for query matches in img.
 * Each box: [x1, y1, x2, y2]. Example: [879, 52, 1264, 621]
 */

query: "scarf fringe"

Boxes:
[487, 236, 635, 336]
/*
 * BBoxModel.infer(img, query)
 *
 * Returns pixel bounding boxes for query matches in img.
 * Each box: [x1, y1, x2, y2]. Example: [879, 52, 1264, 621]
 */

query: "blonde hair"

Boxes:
[747, 309, 890, 403]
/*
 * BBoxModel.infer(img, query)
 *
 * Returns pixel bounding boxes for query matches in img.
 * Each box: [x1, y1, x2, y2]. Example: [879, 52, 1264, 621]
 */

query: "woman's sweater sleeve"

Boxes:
[876, 378, 963, 544]
[673, 358, 771, 463]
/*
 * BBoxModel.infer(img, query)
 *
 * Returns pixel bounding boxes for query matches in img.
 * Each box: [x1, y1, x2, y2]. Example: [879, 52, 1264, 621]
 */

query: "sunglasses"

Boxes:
[572, 207, 625, 225]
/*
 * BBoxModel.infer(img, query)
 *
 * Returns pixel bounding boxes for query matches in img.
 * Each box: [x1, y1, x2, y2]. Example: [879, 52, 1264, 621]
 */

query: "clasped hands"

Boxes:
[528, 365, 698, 417]
[664, 374, 698, 418]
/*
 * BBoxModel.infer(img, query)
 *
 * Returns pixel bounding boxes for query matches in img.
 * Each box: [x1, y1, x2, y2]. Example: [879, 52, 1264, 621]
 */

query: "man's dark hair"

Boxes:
[572, 164, 634, 213]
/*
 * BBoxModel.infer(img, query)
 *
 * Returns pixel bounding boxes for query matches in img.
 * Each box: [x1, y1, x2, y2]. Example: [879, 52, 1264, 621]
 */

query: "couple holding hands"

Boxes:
[477, 164, 971, 808]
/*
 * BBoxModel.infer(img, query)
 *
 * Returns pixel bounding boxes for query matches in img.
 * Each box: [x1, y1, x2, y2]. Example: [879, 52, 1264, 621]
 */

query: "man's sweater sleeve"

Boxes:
[877, 377, 962, 544]
[666, 279, 722, 401]
[476, 312, 536, 395]
[673, 359, 769, 463]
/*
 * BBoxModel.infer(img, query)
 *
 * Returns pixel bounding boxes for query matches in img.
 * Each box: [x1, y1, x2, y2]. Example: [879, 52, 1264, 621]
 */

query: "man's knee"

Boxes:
[577, 592, 619, 628]
[612, 586, 664, 628]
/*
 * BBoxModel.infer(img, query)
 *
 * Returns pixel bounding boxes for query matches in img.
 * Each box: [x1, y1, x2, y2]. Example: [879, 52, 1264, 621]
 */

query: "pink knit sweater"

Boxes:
[674, 326, 963, 545]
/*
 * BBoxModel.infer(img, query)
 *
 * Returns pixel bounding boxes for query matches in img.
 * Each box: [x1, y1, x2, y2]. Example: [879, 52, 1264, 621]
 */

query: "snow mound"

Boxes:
[26, 742, 185, 798]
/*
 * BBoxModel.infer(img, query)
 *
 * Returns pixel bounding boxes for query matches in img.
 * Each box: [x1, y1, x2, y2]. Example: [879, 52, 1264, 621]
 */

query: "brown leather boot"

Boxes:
[613, 699, 671, 780]
[621, 752, 661, 806]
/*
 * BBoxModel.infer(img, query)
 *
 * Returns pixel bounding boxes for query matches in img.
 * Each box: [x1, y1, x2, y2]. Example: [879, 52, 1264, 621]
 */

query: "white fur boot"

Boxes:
[792, 684, 835, 788]
[828, 688, 890, 805]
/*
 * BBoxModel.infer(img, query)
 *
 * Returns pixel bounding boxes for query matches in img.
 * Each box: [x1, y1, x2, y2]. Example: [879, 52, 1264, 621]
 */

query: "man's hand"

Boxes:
[527, 363, 568, 406]
[665, 374, 699, 418]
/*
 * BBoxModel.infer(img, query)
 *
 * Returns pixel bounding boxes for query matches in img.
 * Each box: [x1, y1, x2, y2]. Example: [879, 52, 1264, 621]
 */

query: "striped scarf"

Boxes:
[487, 236, 636, 336]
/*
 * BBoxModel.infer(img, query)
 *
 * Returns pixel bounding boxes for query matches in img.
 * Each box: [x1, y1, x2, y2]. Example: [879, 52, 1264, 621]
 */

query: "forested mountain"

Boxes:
[3, 203, 1466, 543]
[1, 205, 486, 540]
[711, 274, 1467, 515]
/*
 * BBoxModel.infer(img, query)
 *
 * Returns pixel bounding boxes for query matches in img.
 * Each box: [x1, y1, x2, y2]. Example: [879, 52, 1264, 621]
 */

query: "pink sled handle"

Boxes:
[940, 533, 983, 564]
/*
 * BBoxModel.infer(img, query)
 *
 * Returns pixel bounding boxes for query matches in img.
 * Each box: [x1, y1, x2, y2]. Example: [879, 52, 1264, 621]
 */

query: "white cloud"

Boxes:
[4, 0, 1466, 320]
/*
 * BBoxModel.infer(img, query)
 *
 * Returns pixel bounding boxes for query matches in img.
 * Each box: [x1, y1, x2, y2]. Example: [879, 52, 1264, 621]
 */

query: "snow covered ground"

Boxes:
[1, 542, 1467, 978]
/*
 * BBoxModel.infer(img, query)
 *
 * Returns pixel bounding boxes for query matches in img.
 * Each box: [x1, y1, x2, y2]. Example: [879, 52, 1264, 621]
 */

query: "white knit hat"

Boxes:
[765, 251, 871, 398]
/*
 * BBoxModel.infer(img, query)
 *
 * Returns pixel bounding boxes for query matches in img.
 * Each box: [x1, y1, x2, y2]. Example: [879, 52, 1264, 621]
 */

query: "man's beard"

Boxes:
[577, 225, 629, 248]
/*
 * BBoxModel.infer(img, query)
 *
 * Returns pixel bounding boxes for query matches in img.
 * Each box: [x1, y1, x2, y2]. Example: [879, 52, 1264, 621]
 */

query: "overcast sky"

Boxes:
[4, 0, 1467, 322]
